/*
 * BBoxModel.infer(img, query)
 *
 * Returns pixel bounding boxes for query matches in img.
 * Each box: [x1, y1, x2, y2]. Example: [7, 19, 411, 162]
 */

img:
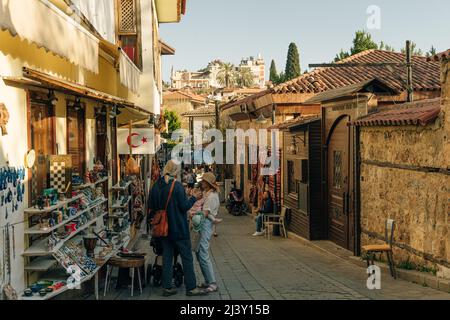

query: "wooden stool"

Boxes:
[104, 257, 145, 297]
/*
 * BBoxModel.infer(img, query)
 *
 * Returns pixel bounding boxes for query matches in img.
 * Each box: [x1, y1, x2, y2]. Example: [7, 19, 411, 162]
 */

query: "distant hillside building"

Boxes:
[239, 54, 265, 88]
[171, 60, 222, 89]
[162, 90, 208, 129]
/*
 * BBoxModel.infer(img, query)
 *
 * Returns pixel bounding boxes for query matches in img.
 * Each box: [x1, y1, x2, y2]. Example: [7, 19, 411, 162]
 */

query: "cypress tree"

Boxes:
[284, 43, 301, 81]
[269, 60, 279, 84]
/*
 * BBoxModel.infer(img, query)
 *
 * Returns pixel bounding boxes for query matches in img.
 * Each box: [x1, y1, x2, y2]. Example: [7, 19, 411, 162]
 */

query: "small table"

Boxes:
[103, 256, 145, 297]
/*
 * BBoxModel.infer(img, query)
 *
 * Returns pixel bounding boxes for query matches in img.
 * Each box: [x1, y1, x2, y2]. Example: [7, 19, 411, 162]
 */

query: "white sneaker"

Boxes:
[252, 231, 264, 236]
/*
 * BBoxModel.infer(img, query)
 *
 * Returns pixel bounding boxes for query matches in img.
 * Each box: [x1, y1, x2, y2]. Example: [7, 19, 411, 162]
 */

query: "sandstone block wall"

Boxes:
[360, 59, 450, 278]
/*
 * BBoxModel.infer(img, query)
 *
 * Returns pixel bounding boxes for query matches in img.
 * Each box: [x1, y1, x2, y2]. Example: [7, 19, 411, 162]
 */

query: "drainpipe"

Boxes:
[355, 125, 362, 256]
[272, 104, 280, 236]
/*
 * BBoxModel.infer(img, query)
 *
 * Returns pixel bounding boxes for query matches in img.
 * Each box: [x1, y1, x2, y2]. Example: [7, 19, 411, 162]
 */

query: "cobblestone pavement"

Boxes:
[93, 207, 450, 300]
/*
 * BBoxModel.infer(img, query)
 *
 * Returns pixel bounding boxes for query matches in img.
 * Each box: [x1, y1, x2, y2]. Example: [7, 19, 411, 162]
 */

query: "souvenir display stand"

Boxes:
[109, 178, 132, 243]
[19, 163, 132, 300]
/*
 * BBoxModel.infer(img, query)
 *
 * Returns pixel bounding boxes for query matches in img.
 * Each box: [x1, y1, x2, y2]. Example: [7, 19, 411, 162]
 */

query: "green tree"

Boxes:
[269, 60, 279, 84]
[236, 67, 255, 87]
[334, 49, 351, 62]
[278, 72, 286, 84]
[334, 30, 382, 62]
[350, 30, 378, 55]
[426, 46, 437, 58]
[217, 62, 236, 88]
[401, 42, 424, 56]
[163, 109, 181, 133]
[379, 41, 395, 52]
[284, 43, 301, 81]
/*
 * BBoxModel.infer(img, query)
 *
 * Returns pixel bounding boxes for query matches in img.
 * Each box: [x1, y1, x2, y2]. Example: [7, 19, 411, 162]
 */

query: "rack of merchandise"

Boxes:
[109, 179, 132, 244]
[20, 182, 110, 298]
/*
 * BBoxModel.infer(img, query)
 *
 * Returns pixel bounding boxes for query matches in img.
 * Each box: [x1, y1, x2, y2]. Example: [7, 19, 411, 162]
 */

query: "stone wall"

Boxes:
[359, 58, 450, 278]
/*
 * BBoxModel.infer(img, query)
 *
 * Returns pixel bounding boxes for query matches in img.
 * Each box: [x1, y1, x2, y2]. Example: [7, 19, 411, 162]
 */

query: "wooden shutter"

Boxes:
[118, 0, 137, 35]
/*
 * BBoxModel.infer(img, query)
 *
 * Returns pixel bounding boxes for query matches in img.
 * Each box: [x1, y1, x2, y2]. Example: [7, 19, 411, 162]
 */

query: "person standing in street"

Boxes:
[191, 172, 220, 293]
[149, 160, 207, 297]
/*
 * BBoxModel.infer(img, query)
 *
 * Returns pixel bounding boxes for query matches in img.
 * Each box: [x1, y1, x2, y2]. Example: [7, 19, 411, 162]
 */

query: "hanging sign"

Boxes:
[117, 128, 155, 155]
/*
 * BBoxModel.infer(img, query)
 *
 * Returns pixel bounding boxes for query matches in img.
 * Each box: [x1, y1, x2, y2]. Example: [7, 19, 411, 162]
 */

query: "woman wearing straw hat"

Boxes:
[148, 160, 207, 297]
[192, 172, 221, 293]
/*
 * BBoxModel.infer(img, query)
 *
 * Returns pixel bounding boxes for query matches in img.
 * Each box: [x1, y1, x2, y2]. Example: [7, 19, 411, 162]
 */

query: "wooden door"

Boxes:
[110, 117, 118, 185]
[30, 102, 55, 199]
[67, 106, 86, 175]
[327, 118, 350, 249]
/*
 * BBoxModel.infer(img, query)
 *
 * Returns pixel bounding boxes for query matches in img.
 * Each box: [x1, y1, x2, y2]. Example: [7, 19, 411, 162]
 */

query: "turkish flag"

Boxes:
[117, 128, 155, 155]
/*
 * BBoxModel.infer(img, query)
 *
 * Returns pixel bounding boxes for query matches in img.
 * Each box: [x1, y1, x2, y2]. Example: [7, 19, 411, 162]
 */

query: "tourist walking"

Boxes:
[191, 172, 221, 293]
[148, 160, 207, 297]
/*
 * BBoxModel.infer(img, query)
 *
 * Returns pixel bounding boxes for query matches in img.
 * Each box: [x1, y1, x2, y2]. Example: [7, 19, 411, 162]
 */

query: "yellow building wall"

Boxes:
[0, 27, 137, 292]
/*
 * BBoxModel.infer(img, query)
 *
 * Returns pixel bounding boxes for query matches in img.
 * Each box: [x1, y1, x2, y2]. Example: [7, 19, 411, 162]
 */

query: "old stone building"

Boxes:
[351, 50, 450, 278]
[162, 90, 208, 129]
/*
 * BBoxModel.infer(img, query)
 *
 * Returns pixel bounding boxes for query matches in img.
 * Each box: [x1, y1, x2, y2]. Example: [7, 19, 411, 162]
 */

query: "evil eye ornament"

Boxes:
[6, 189, 13, 203]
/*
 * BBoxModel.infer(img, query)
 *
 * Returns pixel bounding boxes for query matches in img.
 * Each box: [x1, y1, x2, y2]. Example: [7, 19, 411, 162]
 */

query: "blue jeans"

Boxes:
[256, 214, 264, 232]
[162, 238, 197, 291]
[195, 219, 216, 285]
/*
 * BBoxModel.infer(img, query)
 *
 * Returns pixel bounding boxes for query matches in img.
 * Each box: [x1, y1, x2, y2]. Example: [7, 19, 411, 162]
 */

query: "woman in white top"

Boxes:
[195, 172, 221, 293]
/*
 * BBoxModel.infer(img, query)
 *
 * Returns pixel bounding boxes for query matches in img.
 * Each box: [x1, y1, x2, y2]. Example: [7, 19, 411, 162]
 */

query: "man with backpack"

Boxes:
[149, 160, 207, 297]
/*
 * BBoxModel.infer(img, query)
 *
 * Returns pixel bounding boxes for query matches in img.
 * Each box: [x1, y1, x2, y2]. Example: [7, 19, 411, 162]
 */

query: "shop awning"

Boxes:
[2, 67, 152, 124]
[0, 0, 99, 73]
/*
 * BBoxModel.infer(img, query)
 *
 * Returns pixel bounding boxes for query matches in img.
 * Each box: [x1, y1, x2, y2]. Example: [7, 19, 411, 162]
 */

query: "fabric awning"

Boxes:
[119, 50, 141, 94]
[0, 0, 99, 73]
[2, 68, 152, 123]
[117, 106, 149, 126]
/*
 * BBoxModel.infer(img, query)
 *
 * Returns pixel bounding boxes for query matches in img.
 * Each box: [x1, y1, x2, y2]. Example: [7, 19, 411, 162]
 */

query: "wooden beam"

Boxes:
[309, 62, 407, 68]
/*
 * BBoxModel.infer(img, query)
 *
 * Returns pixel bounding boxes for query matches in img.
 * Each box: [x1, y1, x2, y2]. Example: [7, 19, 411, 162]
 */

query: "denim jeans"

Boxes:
[195, 219, 216, 285]
[256, 214, 264, 232]
[161, 238, 197, 291]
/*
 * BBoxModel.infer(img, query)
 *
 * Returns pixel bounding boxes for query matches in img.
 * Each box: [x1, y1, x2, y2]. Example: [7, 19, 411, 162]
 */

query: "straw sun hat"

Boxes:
[163, 160, 181, 177]
[201, 172, 219, 191]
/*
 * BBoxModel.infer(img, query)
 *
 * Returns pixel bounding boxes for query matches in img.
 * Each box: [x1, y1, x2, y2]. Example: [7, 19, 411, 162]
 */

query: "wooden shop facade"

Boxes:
[223, 50, 442, 254]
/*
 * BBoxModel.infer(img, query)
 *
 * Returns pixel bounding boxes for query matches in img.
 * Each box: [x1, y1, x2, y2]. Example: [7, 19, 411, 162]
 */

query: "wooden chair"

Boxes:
[263, 207, 289, 240]
[362, 219, 397, 279]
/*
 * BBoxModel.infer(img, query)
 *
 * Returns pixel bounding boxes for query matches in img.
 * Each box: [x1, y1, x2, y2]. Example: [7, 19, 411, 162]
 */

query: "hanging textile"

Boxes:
[0, 0, 99, 73]
[119, 49, 141, 94]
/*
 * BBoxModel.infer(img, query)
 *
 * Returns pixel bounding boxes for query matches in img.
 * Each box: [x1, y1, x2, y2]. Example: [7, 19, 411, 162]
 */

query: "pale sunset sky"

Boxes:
[159, 0, 450, 82]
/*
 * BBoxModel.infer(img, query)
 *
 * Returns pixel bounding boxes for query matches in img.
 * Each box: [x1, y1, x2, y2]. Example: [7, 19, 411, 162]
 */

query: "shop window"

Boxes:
[333, 151, 343, 189]
[287, 160, 297, 194]
[300, 159, 308, 184]
[67, 103, 86, 176]
[29, 96, 55, 203]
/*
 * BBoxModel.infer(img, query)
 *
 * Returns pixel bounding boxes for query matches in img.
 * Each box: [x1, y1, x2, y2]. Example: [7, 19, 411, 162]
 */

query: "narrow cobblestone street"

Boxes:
[94, 208, 450, 301]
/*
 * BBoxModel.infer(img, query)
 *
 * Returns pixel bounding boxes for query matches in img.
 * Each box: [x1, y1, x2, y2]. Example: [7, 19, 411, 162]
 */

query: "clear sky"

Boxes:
[159, 0, 450, 82]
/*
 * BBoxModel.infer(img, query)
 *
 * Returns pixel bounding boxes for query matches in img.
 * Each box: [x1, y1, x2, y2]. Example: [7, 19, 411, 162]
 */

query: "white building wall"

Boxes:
[132, 0, 159, 114]
[71, 0, 116, 44]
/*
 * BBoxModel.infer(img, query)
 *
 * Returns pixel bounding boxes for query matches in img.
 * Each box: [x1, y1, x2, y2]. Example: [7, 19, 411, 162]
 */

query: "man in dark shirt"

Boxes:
[252, 191, 274, 236]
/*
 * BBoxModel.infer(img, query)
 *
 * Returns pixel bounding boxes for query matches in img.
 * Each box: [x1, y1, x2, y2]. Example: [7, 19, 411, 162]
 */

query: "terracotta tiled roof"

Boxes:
[182, 105, 215, 117]
[163, 90, 206, 103]
[350, 98, 441, 127]
[222, 50, 441, 111]
[274, 50, 441, 94]
[269, 115, 321, 130]
[427, 49, 450, 62]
